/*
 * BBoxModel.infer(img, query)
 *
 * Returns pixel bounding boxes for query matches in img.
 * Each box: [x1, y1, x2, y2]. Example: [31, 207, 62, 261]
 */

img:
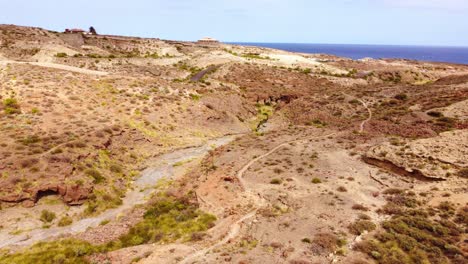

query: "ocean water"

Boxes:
[231, 43, 468, 65]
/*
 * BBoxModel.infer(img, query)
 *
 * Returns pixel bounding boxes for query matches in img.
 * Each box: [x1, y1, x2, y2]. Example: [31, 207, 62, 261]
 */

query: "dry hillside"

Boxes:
[0, 25, 467, 264]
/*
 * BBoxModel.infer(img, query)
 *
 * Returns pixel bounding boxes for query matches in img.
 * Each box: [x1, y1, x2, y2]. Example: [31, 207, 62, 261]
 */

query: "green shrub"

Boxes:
[21, 135, 41, 145]
[0, 239, 97, 264]
[189, 93, 201, 101]
[109, 164, 123, 173]
[306, 119, 327, 128]
[312, 233, 339, 253]
[270, 178, 282, 184]
[57, 216, 73, 227]
[352, 204, 369, 211]
[357, 194, 465, 264]
[311, 178, 322, 184]
[112, 195, 216, 248]
[2, 97, 21, 115]
[85, 168, 105, 183]
[348, 220, 376, 235]
[382, 188, 403, 195]
[0, 195, 218, 263]
[55, 52, 68, 58]
[40, 210, 56, 223]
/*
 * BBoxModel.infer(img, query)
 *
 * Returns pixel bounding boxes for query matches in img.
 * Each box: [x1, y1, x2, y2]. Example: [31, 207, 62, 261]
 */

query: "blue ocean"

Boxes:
[231, 43, 468, 65]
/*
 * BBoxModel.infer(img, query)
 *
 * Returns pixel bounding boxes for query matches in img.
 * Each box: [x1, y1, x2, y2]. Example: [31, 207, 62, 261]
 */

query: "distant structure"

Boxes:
[65, 28, 86, 34]
[64, 27, 98, 35]
[89, 26, 97, 35]
[197, 37, 220, 45]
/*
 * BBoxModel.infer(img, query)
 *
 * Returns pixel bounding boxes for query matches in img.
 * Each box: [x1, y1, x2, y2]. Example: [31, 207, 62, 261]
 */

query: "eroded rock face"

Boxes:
[0, 183, 92, 206]
[365, 130, 468, 180]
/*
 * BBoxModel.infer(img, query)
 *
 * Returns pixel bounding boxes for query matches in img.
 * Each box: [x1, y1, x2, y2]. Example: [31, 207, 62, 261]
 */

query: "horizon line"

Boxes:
[3, 23, 468, 48]
[227, 41, 468, 49]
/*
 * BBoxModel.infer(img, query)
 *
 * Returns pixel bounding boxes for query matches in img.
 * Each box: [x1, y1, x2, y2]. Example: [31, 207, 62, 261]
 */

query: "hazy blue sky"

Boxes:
[1, 0, 467, 46]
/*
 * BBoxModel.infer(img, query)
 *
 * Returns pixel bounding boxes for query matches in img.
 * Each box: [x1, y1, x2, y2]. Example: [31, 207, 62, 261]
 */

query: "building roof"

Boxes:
[198, 37, 219, 42]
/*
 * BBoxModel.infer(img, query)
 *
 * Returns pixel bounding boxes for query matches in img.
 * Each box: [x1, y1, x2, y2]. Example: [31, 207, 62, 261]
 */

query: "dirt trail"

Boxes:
[180, 132, 336, 263]
[0, 136, 235, 249]
[190, 65, 219, 82]
[358, 99, 372, 133]
[0, 60, 108, 76]
[343, 93, 372, 133]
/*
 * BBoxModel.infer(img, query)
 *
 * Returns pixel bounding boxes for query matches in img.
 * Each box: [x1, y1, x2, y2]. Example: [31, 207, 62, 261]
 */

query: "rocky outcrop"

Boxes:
[365, 130, 468, 180]
[0, 183, 92, 207]
[59, 33, 84, 48]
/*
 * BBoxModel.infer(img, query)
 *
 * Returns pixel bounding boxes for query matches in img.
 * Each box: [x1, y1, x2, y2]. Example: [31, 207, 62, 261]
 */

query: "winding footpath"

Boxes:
[357, 98, 372, 133]
[181, 132, 336, 263]
[0, 60, 108, 76]
[343, 93, 372, 133]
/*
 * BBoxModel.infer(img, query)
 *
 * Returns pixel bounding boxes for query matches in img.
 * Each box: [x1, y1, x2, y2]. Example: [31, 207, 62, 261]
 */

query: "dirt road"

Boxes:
[0, 60, 108, 76]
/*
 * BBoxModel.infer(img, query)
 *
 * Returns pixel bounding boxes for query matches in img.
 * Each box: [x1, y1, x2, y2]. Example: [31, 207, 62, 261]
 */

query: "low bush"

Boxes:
[57, 216, 73, 227]
[356, 192, 466, 263]
[337, 186, 347, 192]
[394, 93, 408, 101]
[40, 210, 56, 223]
[352, 204, 369, 211]
[55, 52, 68, 58]
[0, 239, 96, 264]
[427, 111, 443, 118]
[2, 97, 21, 115]
[270, 178, 282, 184]
[109, 164, 123, 173]
[109, 195, 216, 248]
[21, 135, 41, 145]
[85, 168, 105, 183]
[311, 233, 339, 254]
[0, 195, 217, 263]
[311, 178, 322, 184]
[457, 168, 468, 178]
[348, 220, 376, 235]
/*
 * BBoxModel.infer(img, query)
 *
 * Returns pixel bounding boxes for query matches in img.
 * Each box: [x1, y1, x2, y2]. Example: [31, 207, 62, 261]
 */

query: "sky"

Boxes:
[1, 0, 467, 46]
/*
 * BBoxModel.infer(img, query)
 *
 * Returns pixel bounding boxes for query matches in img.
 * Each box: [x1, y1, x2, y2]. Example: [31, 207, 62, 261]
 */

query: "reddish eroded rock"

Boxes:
[62, 184, 92, 205]
[0, 183, 92, 206]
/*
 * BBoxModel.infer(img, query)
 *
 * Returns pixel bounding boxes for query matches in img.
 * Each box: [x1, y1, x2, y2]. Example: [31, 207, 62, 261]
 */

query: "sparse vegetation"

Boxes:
[337, 186, 347, 192]
[352, 204, 369, 211]
[311, 178, 322, 184]
[57, 216, 73, 227]
[427, 111, 443, 117]
[348, 220, 376, 235]
[85, 168, 105, 183]
[394, 93, 408, 101]
[1, 25, 467, 264]
[108, 194, 216, 248]
[55, 52, 67, 58]
[40, 210, 56, 223]
[355, 191, 466, 263]
[457, 168, 468, 178]
[0, 194, 217, 263]
[270, 178, 282, 184]
[2, 97, 21, 115]
[0, 239, 97, 264]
